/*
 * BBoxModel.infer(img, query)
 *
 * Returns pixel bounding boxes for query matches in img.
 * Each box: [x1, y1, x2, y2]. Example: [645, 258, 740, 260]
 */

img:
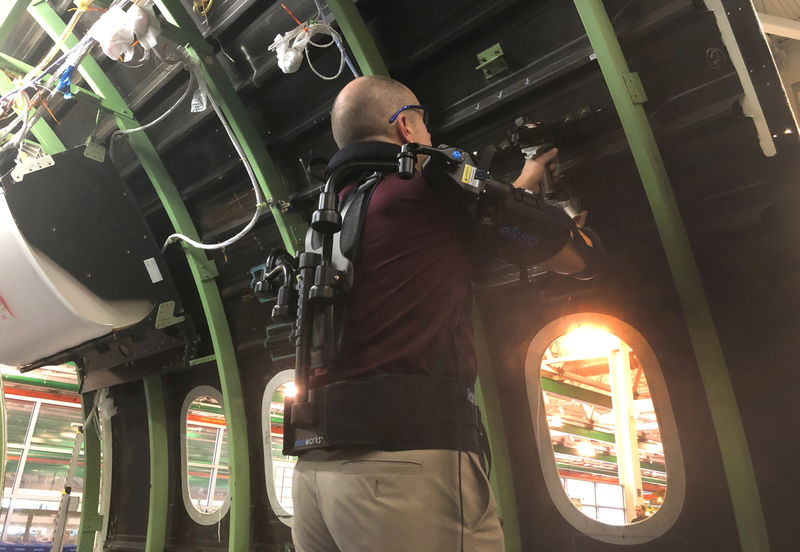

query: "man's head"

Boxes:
[634, 505, 646, 519]
[330, 76, 431, 148]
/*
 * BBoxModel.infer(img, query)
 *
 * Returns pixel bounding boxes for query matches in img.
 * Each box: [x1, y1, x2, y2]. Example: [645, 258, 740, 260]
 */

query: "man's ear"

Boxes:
[394, 112, 415, 144]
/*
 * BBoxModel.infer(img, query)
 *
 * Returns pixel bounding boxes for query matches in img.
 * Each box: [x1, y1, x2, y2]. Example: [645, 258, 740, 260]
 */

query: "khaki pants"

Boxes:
[291, 448, 505, 552]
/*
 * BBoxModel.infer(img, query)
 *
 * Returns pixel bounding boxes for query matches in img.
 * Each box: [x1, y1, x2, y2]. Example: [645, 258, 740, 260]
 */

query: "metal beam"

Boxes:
[76, 390, 102, 551]
[608, 345, 643, 521]
[573, 2, 770, 551]
[757, 11, 800, 41]
[158, 19, 214, 56]
[326, 0, 388, 77]
[143, 377, 167, 552]
[25, 6, 253, 552]
[706, 0, 776, 156]
[557, 423, 615, 444]
[556, 463, 665, 486]
[154, 0, 306, 255]
[541, 377, 613, 409]
[151, 3, 316, 549]
[2, 373, 78, 392]
[472, 310, 521, 552]
[552, 444, 666, 474]
[0, 0, 32, 47]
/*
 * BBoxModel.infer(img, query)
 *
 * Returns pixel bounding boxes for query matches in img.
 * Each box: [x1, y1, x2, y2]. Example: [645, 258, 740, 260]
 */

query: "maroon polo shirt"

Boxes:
[310, 170, 477, 387]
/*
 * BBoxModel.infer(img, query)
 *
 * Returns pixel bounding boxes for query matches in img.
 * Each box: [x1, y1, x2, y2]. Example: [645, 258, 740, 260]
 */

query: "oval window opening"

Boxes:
[542, 327, 664, 524]
[527, 314, 684, 544]
[182, 387, 230, 523]
[263, 370, 298, 526]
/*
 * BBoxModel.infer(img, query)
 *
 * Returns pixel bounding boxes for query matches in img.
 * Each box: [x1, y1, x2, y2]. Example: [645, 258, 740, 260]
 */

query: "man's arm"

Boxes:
[512, 148, 595, 275]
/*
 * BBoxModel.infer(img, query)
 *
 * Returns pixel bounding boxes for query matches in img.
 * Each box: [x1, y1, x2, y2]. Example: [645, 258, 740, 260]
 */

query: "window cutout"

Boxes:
[262, 370, 298, 527]
[180, 386, 231, 525]
[526, 314, 685, 544]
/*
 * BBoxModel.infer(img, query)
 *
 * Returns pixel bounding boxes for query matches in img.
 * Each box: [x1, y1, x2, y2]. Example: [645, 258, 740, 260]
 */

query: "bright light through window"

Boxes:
[540, 326, 667, 525]
[263, 370, 298, 526]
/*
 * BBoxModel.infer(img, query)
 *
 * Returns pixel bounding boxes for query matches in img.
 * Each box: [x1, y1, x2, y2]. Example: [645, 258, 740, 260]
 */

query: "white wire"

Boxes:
[114, 70, 195, 137]
[161, 82, 267, 253]
[311, 0, 359, 77]
[304, 25, 345, 81]
[108, 69, 195, 164]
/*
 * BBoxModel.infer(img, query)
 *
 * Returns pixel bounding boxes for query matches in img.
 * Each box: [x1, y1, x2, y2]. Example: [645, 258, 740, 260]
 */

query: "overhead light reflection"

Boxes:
[576, 441, 595, 457]
[557, 327, 620, 360]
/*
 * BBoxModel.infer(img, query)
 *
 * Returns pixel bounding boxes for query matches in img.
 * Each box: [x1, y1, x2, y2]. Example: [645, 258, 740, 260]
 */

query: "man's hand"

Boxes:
[512, 147, 559, 193]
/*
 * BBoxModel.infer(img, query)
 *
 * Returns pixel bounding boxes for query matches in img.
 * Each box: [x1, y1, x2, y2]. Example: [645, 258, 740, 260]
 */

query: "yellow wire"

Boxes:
[27, 0, 95, 78]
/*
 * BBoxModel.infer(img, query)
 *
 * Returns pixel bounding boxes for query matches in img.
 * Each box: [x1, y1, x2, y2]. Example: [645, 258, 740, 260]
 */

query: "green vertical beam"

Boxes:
[473, 309, 521, 552]
[76, 390, 102, 551]
[143, 377, 168, 552]
[573, 2, 770, 551]
[326, 0, 388, 77]
[0, 0, 32, 47]
[0, 71, 66, 154]
[26, 4, 252, 551]
[154, 0, 306, 255]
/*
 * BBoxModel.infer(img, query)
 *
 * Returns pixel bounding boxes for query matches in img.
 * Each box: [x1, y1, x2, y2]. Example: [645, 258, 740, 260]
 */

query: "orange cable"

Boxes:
[281, 3, 307, 32]
[39, 97, 61, 126]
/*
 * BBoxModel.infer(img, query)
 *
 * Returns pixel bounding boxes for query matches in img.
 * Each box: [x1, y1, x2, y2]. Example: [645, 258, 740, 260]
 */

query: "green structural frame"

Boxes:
[155, 0, 308, 256]
[473, 312, 523, 552]
[573, 1, 770, 551]
[143, 377, 168, 552]
[77, 390, 102, 550]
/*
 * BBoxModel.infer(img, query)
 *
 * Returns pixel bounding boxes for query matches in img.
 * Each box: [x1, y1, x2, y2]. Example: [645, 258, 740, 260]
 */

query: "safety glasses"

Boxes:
[388, 104, 429, 127]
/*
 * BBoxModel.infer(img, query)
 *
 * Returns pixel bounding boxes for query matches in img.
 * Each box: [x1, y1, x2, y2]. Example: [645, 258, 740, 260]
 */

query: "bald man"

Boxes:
[291, 76, 561, 552]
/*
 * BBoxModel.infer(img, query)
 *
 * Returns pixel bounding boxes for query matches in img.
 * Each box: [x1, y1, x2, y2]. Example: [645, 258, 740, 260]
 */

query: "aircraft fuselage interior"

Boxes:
[0, 0, 798, 551]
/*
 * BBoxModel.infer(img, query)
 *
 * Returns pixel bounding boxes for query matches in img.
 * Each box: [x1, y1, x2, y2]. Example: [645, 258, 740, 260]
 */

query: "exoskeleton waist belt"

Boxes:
[283, 374, 482, 456]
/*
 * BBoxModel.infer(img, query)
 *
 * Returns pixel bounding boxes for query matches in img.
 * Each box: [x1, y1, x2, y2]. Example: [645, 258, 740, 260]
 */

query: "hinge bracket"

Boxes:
[623, 71, 648, 104]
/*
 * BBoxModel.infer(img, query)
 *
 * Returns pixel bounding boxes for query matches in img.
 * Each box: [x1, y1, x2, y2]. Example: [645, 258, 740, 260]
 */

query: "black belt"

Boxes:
[283, 374, 484, 458]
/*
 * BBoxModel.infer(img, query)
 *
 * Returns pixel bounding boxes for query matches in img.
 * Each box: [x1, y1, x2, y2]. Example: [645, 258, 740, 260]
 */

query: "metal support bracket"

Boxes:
[188, 354, 216, 366]
[154, 300, 186, 329]
[10, 142, 54, 182]
[183, 249, 219, 281]
[622, 71, 648, 104]
[84, 136, 106, 163]
[475, 43, 508, 80]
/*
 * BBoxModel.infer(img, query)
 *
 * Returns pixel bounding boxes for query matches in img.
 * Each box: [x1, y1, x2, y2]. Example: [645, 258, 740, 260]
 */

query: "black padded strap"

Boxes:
[339, 172, 381, 264]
